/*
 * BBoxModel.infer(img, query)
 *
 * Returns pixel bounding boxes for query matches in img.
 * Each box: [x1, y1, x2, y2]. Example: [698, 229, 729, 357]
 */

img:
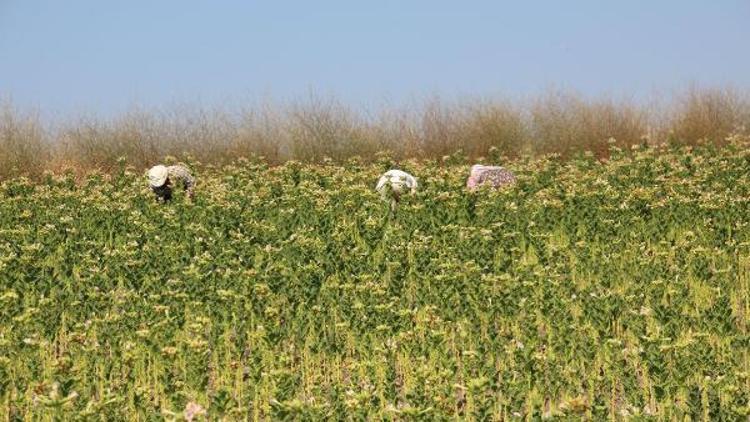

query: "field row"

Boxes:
[1, 144, 749, 419]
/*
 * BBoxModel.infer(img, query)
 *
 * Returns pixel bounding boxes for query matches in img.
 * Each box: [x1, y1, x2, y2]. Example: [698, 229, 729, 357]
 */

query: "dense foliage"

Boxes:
[1, 141, 750, 420]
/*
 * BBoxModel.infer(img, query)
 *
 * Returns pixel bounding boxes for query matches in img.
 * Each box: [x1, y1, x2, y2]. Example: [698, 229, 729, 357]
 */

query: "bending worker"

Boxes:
[147, 164, 195, 202]
[466, 164, 516, 190]
[376, 169, 418, 210]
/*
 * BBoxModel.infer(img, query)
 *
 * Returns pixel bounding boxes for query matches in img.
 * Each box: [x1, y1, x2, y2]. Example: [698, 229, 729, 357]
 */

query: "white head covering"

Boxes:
[376, 169, 418, 195]
[147, 165, 169, 188]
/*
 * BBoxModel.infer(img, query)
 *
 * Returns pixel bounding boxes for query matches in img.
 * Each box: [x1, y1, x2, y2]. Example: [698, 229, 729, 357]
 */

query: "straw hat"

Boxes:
[147, 165, 169, 188]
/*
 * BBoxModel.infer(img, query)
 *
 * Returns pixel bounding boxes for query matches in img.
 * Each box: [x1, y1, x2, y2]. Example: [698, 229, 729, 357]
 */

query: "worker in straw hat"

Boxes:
[147, 164, 195, 202]
[466, 164, 516, 191]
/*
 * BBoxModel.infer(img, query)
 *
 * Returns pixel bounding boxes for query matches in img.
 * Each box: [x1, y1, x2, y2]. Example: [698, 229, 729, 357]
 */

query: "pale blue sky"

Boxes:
[1, 1, 748, 116]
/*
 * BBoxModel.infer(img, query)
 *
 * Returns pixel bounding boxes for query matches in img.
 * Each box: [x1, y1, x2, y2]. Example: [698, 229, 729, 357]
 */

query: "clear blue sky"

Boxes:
[1, 1, 748, 116]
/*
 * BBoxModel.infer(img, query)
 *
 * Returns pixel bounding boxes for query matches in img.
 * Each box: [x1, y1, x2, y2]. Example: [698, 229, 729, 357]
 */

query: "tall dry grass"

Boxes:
[1, 87, 748, 179]
[666, 86, 750, 145]
[529, 92, 650, 157]
[0, 102, 49, 179]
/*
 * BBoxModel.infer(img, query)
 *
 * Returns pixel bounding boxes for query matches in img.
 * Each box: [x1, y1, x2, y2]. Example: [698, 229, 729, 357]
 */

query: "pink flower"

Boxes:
[184, 401, 206, 421]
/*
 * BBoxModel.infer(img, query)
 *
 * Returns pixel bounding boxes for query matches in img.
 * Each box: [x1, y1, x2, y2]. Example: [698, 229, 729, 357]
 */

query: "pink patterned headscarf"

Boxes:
[466, 165, 487, 189]
[466, 164, 516, 190]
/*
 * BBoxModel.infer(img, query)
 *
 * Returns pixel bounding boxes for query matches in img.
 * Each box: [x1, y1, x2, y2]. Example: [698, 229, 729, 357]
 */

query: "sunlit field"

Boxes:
[1, 138, 750, 419]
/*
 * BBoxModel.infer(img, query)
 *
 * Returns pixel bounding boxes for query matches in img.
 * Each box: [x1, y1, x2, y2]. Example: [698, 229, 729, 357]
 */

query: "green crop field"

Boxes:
[1, 142, 750, 420]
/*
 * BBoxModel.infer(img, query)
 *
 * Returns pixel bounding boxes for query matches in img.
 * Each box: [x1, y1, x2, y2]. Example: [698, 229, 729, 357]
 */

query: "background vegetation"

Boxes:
[1, 86, 749, 179]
